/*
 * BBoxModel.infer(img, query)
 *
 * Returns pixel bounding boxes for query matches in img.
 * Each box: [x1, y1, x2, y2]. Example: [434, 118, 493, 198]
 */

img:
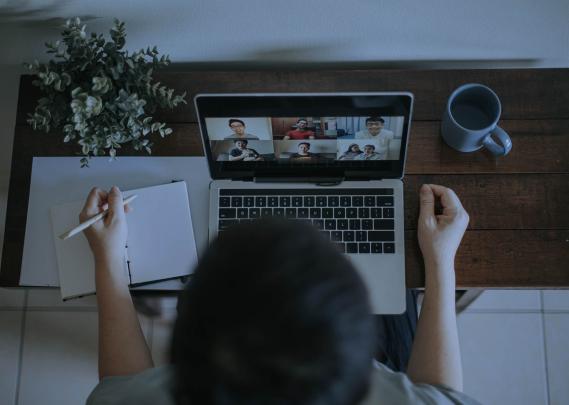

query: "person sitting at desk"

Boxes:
[283, 119, 315, 140]
[228, 139, 263, 161]
[224, 119, 259, 140]
[289, 142, 320, 161]
[356, 144, 382, 160]
[338, 143, 363, 160]
[84, 184, 478, 405]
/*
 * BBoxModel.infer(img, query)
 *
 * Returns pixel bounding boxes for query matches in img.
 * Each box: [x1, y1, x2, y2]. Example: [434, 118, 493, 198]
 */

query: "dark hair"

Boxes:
[365, 117, 384, 125]
[229, 119, 245, 127]
[171, 219, 375, 405]
[297, 118, 308, 124]
[233, 139, 248, 145]
[364, 144, 375, 150]
[345, 143, 362, 154]
[298, 142, 310, 148]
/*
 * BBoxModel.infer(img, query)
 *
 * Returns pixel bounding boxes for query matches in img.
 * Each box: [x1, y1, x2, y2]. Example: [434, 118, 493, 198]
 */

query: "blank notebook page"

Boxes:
[50, 181, 197, 299]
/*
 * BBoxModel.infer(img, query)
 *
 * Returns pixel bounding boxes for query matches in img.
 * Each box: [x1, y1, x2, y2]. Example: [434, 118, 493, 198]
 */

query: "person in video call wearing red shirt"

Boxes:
[283, 119, 316, 140]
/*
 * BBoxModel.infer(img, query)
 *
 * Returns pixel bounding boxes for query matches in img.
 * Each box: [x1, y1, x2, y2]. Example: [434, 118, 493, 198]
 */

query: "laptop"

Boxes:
[195, 93, 414, 314]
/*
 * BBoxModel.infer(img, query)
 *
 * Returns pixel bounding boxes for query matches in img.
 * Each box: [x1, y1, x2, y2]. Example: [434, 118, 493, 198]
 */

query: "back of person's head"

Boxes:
[171, 219, 375, 405]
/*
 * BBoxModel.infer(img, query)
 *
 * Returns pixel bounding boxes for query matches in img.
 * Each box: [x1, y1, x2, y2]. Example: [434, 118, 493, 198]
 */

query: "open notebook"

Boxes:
[50, 181, 198, 300]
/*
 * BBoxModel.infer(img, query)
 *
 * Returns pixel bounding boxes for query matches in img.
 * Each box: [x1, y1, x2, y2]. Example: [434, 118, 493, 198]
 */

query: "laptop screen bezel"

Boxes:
[194, 93, 414, 180]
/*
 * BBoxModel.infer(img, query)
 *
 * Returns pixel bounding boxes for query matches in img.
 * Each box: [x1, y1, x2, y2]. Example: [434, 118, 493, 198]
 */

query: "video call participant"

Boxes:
[224, 119, 259, 140]
[283, 119, 316, 140]
[356, 145, 382, 161]
[228, 139, 263, 161]
[338, 143, 363, 160]
[289, 142, 320, 161]
[356, 117, 394, 140]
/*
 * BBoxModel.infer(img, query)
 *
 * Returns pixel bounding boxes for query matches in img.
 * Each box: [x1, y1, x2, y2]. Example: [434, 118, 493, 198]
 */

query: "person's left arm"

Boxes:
[80, 187, 154, 380]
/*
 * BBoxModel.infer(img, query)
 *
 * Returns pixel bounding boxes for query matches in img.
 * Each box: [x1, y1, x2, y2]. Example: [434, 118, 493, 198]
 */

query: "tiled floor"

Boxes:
[0, 288, 568, 405]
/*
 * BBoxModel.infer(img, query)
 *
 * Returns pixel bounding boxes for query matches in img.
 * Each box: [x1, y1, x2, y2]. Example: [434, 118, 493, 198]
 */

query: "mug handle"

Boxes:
[482, 126, 512, 156]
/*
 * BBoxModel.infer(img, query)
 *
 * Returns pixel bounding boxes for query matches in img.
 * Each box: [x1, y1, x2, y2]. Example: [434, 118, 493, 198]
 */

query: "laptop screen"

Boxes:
[194, 93, 413, 180]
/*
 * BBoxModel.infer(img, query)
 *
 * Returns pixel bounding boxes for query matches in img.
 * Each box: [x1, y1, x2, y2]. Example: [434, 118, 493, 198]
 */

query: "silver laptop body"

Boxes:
[195, 93, 414, 314]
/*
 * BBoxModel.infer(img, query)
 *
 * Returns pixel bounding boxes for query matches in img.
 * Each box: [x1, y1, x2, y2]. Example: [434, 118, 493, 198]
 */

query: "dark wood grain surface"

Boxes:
[3, 69, 569, 288]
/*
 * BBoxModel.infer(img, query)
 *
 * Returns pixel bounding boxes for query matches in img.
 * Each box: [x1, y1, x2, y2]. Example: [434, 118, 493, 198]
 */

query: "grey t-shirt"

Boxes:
[87, 362, 480, 405]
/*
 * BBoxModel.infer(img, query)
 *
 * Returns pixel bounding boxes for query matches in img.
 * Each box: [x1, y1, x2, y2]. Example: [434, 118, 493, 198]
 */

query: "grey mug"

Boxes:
[441, 83, 512, 156]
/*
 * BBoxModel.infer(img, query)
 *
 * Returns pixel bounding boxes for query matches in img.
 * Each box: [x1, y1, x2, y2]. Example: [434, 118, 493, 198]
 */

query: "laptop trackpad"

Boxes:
[347, 254, 406, 315]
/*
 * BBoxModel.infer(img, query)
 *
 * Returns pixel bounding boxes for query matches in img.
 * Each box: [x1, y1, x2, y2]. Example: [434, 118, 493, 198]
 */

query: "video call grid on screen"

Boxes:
[206, 116, 405, 163]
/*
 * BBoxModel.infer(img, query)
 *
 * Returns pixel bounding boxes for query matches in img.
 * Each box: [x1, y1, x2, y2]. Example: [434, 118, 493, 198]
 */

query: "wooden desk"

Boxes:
[2, 69, 569, 289]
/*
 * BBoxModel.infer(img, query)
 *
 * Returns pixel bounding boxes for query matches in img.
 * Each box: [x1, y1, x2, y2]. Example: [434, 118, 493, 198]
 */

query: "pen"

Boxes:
[59, 194, 137, 240]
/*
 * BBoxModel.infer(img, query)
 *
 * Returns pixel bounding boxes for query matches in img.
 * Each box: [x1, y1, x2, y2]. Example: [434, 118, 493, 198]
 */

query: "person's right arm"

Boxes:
[407, 184, 469, 392]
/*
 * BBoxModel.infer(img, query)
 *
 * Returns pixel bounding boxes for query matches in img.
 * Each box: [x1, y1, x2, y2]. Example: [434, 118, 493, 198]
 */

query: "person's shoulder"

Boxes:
[87, 367, 175, 405]
[360, 362, 482, 405]
[354, 130, 366, 138]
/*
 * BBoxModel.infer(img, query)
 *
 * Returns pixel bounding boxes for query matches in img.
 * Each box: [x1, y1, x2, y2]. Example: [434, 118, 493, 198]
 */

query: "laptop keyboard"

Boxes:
[217, 188, 396, 254]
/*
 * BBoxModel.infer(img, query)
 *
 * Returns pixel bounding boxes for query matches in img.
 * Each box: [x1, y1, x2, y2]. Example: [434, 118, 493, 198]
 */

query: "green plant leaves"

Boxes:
[25, 17, 186, 167]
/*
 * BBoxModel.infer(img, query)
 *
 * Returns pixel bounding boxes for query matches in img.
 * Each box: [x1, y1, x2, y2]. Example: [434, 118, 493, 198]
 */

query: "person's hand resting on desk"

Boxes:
[81, 186, 153, 380]
[408, 184, 469, 392]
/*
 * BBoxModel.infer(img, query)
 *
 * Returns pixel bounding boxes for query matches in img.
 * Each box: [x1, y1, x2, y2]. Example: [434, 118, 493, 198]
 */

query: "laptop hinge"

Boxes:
[253, 177, 345, 186]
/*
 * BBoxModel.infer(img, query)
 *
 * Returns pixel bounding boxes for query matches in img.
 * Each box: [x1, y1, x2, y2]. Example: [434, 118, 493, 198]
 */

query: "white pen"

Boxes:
[59, 194, 137, 240]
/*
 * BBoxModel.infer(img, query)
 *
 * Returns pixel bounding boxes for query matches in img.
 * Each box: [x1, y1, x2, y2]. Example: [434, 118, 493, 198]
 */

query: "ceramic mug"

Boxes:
[441, 83, 512, 156]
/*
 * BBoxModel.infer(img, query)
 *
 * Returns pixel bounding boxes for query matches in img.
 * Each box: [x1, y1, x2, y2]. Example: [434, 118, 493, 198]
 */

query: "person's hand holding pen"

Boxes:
[79, 186, 131, 265]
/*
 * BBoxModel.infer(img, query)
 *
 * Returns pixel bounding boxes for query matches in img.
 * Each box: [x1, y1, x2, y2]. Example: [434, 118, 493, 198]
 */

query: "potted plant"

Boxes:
[26, 18, 187, 166]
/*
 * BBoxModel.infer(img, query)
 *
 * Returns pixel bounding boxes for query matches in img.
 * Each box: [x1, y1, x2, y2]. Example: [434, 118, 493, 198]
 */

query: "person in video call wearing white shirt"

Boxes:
[356, 144, 382, 160]
[355, 117, 394, 159]
[84, 185, 480, 405]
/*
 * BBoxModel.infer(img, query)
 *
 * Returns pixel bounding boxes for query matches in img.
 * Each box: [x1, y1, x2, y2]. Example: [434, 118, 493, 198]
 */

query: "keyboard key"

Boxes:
[313, 219, 324, 229]
[343, 231, 355, 241]
[250, 208, 260, 218]
[292, 197, 303, 207]
[356, 231, 367, 241]
[352, 196, 363, 206]
[261, 208, 272, 217]
[371, 243, 383, 253]
[256, 197, 267, 207]
[219, 197, 230, 207]
[231, 197, 243, 207]
[285, 208, 297, 218]
[384, 243, 395, 253]
[379, 188, 394, 195]
[328, 196, 339, 207]
[304, 196, 315, 207]
[334, 208, 346, 218]
[268, 196, 279, 207]
[331, 231, 343, 241]
[377, 196, 394, 207]
[237, 208, 248, 218]
[244, 196, 255, 207]
[219, 208, 236, 219]
[310, 208, 321, 218]
[340, 196, 351, 207]
[362, 219, 373, 230]
[364, 196, 376, 206]
[335, 243, 346, 253]
[349, 219, 361, 230]
[316, 196, 327, 207]
[325, 219, 336, 230]
[358, 243, 370, 253]
[273, 208, 284, 217]
[373, 219, 395, 230]
[346, 243, 358, 253]
[337, 219, 349, 230]
[280, 197, 291, 207]
[218, 219, 238, 229]
[371, 208, 382, 218]
[383, 208, 394, 218]
[368, 231, 395, 242]
[346, 208, 358, 218]
[298, 208, 309, 218]
[322, 208, 333, 218]
[358, 208, 370, 218]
